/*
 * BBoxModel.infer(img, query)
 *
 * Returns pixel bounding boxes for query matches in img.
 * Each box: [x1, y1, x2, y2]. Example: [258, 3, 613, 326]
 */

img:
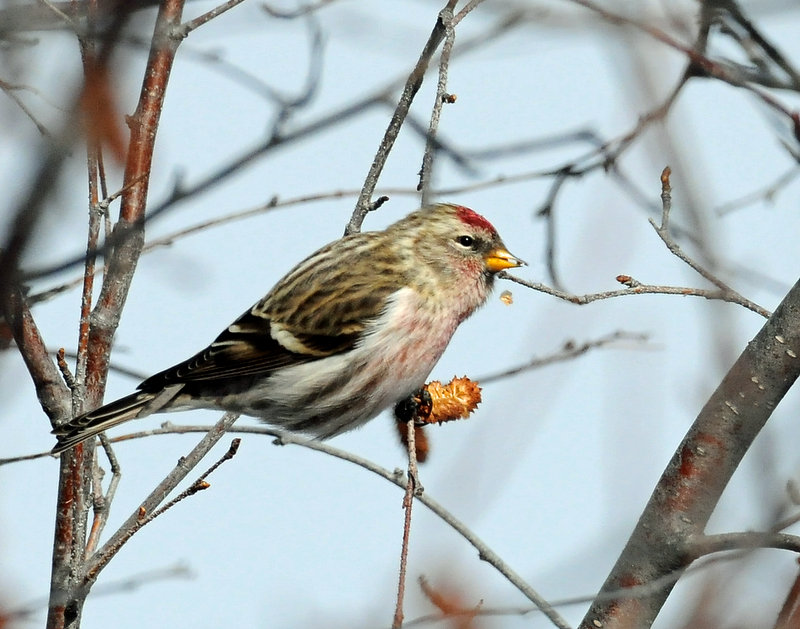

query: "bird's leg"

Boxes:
[393, 387, 433, 425]
[394, 387, 432, 493]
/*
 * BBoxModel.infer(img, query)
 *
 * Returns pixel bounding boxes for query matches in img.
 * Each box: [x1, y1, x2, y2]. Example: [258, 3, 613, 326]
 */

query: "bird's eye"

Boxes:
[457, 235, 475, 248]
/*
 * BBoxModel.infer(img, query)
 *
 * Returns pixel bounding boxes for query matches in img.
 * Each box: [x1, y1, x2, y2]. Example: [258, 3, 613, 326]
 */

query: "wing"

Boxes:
[140, 233, 405, 391]
[138, 309, 362, 390]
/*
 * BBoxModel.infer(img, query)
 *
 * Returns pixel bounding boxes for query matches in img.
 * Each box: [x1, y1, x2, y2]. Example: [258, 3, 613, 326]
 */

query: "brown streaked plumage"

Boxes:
[52, 203, 524, 454]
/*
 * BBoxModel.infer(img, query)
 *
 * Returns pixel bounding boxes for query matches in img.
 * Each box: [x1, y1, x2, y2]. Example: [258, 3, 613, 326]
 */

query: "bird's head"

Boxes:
[392, 203, 525, 281]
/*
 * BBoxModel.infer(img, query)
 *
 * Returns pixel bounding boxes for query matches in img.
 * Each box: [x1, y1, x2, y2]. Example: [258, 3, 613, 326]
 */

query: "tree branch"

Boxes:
[349, 0, 457, 233]
[580, 276, 800, 627]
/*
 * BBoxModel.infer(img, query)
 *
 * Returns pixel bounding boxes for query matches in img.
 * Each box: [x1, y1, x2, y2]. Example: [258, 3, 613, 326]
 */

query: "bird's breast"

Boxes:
[359, 287, 460, 386]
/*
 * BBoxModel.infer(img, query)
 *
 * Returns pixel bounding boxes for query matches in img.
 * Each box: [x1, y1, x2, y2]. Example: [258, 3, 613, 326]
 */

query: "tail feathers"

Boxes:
[52, 391, 158, 454]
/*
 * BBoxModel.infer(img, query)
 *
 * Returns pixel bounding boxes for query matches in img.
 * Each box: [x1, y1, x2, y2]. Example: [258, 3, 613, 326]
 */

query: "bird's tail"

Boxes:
[51, 391, 159, 454]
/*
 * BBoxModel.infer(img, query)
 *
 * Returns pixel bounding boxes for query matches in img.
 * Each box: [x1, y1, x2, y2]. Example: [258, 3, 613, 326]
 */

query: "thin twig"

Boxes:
[536, 169, 570, 289]
[139, 437, 241, 525]
[85, 462, 108, 558]
[499, 272, 771, 319]
[650, 168, 771, 318]
[714, 166, 800, 216]
[54, 350, 149, 382]
[418, 8, 456, 204]
[453, 0, 487, 25]
[350, 0, 457, 233]
[479, 331, 651, 385]
[35, 0, 80, 31]
[75, 14, 106, 415]
[7, 563, 193, 622]
[0, 79, 50, 135]
[82, 412, 238, 590]
[261, 0, 336, 19]
[569, 0, 799, 123]
[74, 423, 571, 629]
[688, 531, 800, 558]
[178, 0, 247, 35]
[392, 419, 419, 629]
[23, 12, 524, 284]
[84, 434, 122, 556]
[56, 348, 77, 391]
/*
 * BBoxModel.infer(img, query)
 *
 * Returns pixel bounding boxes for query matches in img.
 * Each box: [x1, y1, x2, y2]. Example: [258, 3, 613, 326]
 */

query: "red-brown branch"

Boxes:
[47, 3, 187, 628]
[84, 0, 184, 404]
[776, 567, 800, 629]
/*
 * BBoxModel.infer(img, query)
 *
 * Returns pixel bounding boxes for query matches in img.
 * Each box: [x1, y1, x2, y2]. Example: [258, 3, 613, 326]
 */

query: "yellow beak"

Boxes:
[484, 248, 526, 273]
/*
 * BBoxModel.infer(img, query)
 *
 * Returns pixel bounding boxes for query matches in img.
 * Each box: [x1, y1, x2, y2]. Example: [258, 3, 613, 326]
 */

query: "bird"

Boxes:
[52, 203, 524, 454]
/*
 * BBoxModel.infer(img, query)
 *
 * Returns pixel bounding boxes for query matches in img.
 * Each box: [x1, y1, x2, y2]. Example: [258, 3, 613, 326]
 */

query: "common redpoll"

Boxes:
[52, 203, 524, 454]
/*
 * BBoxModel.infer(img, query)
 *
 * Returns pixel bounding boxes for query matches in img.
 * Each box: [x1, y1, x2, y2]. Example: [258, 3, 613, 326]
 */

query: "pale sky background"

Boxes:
[2, 1, 800, 627]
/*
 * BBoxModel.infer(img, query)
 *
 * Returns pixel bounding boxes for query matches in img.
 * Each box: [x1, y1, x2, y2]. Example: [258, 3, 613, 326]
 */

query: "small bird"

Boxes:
[52, 203, 524, 454]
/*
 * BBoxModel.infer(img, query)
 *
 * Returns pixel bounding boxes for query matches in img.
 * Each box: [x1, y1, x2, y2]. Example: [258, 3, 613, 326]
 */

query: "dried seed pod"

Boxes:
[421, 376, 482, 425]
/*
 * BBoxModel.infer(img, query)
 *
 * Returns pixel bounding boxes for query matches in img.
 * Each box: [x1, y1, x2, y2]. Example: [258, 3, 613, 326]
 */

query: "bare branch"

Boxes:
[350, 1, 457, 233]
[776, 565, 800, 629]
[81, 412, 239, 590]
[45, 3, 188, 627]
[134, 437, 240, 526]
[418, 7, 456, 204]
[500, 272, 771, 319]
[101, 423, 571, 628]
[392, 418, 419, 629]
[580, 277, 800, 627]
[84, 435, 121, 556]
[7, 563, 193, 623]
[689, 531, 800, 558]
[82, 0, 186, 408]
[715, 166, 800, 216]
[650, 168, 771, 318]
[178, 0, 247, 35]
[261, 0, 337, 19]
[479, 331, 651, 385]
